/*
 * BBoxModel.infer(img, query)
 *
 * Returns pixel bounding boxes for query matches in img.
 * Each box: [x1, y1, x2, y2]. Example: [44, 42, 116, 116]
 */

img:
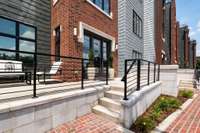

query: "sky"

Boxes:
[176, 0, 200, 56]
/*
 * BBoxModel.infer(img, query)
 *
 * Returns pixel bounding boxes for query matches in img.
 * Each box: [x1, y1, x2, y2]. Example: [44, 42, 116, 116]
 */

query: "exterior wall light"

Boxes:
[74, 28, 78, 36]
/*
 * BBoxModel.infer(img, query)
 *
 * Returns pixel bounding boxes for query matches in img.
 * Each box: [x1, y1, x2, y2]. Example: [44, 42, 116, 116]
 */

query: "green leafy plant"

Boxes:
[134, 116, 156, 133]
[88, 49, 94, 67]
[132, 96, 182, 132]
[179, 90, 193, 99]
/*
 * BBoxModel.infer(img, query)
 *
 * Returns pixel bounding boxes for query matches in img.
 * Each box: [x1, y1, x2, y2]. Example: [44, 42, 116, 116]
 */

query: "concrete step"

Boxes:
[99, 97, 121, 113]
[0, 81, 107, 102]
[179, 87, 194, 90]
[179, 85, 194, 88]
[110, 85, 123, 92]
[92, 105, 120, 124]
[180, 80, 193, 83]
[105, 90, 124, 100]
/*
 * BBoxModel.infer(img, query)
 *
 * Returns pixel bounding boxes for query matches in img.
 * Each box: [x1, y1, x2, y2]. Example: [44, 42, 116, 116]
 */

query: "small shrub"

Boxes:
[167, 98, 181, 109]
[131, 96, 182, 132]
[134, 116, 156, 133]
[179, 90, 193, 99]
[150, 110, 161, 121]
[155, 96, 181, 112]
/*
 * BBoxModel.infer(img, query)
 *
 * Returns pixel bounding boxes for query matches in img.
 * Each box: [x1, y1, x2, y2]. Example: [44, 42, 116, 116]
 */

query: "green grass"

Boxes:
[131, 96, 181, 133]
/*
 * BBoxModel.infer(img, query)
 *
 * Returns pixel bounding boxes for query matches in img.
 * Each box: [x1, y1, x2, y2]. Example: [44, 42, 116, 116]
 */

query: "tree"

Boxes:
[196, 60, 200, 69]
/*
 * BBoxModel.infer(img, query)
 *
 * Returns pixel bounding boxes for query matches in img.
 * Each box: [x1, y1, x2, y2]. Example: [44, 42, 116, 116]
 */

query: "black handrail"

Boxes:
[122, 59, 160, 100]
[0, 48, 109, 98]
[121, 60, 137, 81]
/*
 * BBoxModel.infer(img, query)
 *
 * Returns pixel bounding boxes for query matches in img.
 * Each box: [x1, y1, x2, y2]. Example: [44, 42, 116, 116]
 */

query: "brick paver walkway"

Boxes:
[166, 92, 200, 133]
[49, 113, 130, 133]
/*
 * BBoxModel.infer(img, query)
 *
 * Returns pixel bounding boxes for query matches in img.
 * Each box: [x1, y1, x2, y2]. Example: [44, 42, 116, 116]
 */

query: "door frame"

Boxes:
[83, 30, 111, 72]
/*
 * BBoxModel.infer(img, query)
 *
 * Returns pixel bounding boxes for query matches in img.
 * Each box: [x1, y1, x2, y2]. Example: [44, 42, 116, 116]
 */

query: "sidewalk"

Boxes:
[49, 113, 133, 133]
[166, 91, 200, 133]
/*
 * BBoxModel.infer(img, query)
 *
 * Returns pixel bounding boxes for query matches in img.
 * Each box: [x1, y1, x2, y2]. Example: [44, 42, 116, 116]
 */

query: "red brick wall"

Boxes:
[51, 0, 118, 80]
[175, 22, 180, 64]
[171, 0, 178, 64]
[154, 0, 164, 64]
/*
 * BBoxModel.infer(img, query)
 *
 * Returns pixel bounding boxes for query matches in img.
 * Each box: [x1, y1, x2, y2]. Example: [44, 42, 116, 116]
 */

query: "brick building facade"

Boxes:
[154, 0, 180, 65]
[189, 40, 197, 68]
[51, 0, 118, 81]
[178, 26, 190, 68]
[154, 0, 165, 64]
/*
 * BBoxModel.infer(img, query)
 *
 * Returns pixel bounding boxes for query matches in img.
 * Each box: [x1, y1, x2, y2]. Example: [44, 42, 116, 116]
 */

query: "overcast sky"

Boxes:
[176, 0, 200, 56]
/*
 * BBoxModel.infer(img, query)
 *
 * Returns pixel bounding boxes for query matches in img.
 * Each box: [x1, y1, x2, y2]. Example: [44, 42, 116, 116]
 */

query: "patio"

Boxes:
[0, 80, 107, 103]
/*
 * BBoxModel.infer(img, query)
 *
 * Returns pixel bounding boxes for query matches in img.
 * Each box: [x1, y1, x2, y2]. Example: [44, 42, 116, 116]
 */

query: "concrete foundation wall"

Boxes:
[0, 87, 107, 133]
[121, 82, 162, 128]
[160, 65, 179, 97]
[177, 69, 195, 84]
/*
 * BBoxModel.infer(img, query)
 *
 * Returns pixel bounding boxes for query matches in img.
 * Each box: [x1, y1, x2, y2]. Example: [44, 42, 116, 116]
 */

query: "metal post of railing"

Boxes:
[154, 63, 156, 83]
[147, 62, 150, 85]
[33, 52, 37, 98]
[137, 60, 141, 91]
[106, 60, 109, 85]
[81, 59, 84, 89]
[124, 60, 128, 100]
[157, 65, 160, 81]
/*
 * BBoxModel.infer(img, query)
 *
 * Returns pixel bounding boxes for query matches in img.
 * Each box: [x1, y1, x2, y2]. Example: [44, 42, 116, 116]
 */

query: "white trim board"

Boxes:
[78, 22, 116, 52]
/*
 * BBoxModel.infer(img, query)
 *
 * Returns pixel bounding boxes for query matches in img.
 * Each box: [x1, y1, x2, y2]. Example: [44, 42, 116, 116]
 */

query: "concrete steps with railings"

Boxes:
[92, 84, 124, 124]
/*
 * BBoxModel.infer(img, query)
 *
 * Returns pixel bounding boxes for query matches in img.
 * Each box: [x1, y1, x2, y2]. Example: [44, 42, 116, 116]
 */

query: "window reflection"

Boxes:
[20, 24, 35, 40]
[19, 40, 35, 64]
[0, 36, 16, 60]
[90, 0, 110, 14]
[104, 0, 110, 14]
[0, 17, 36, 63]
[0, 18, 16, 35]
[83, 36, 90, 59]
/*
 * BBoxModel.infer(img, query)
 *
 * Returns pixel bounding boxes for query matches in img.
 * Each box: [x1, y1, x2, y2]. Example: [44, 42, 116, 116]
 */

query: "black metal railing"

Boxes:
[0, 48, 109, 99]
[122, 59, 160, 100]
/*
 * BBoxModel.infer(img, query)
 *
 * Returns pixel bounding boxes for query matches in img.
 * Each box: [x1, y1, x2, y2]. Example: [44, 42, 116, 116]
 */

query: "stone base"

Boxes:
[0, 86, 109, 133]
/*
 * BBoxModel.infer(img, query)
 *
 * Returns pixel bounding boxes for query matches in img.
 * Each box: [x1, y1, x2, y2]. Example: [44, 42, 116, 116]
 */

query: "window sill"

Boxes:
[86, 0, 113, 20]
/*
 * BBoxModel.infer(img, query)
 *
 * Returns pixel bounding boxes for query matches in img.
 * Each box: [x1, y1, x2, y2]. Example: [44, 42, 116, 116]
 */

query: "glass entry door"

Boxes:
[83, 31, 111, 74]
[93, 38, 102, 70]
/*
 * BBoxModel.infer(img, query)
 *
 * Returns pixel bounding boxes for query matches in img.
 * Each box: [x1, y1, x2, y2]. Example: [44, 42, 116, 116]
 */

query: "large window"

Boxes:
[0, 17, 36, 62]
[133, 10, 143, 38]
[90, 0, 111, 14]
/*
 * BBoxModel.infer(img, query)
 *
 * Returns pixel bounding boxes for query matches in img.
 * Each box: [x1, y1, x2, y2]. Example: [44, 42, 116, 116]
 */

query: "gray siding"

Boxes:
[143, 0, 155, 62]
[0, 0, 51, 60]
[118, 0, 144, 77]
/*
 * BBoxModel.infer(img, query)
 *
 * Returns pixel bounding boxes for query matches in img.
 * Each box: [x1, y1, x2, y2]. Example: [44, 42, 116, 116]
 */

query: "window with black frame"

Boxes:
[0, 17, 36, 64]
[55, 26, 61, 61]
[90, 0, 111, 14]
[133, 10, 143, 38]
[132, 50, 142, 59]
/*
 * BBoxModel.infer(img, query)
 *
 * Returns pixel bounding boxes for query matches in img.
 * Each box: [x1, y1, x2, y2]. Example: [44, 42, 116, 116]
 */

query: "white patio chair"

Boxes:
[36, 61, 63, 83]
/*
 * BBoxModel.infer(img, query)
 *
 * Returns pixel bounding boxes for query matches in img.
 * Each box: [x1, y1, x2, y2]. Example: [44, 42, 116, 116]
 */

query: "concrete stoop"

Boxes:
[92, 85, 123, 124]
[179, 80, 195, 91]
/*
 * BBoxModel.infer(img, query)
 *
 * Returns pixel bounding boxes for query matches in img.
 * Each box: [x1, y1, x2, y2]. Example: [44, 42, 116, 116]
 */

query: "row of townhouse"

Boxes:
[0, 0, 197, 79]
[147, 0, 197, 68]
